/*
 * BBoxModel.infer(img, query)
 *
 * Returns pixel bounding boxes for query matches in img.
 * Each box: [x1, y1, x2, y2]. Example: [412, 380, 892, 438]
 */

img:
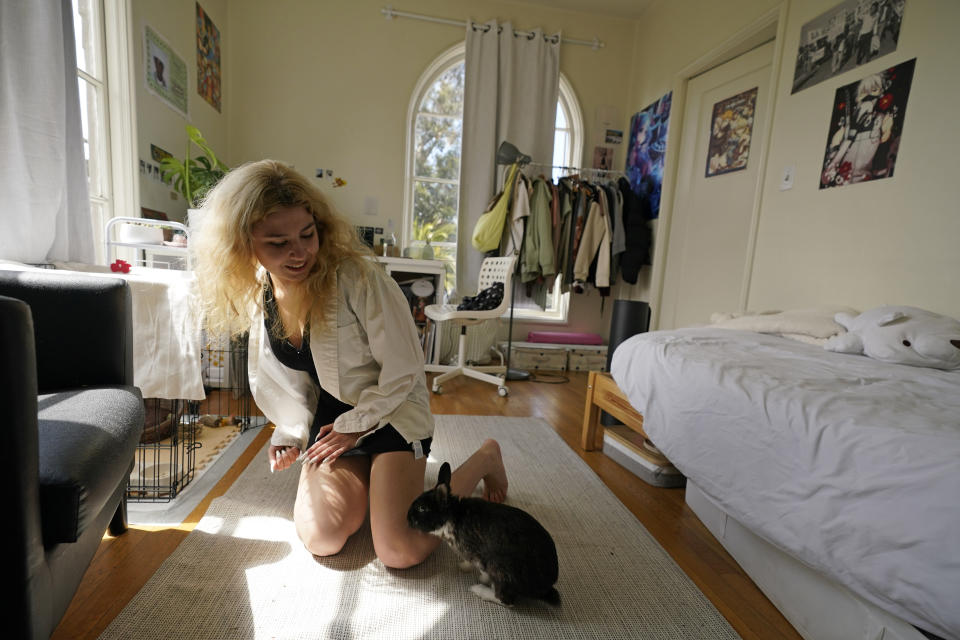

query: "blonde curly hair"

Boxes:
[190, 159, 373, 339]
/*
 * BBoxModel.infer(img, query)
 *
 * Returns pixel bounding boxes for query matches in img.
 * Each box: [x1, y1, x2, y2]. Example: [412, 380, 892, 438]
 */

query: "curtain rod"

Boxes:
[381, 6, 605, 50]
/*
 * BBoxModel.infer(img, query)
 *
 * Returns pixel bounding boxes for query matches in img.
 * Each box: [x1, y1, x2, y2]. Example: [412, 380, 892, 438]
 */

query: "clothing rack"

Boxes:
[380, 6, 606, 50]
[524, 162, 624, 179]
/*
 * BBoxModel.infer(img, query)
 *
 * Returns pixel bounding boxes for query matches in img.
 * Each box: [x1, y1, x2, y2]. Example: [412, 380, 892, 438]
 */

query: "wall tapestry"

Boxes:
[626, 92, 672, 218]
[145, 25, 187, 117]
[196, 3, 221, 112]
[792, 0, 906, 94]
[706, 87, 758, 177]
[820, 57, 915, 189]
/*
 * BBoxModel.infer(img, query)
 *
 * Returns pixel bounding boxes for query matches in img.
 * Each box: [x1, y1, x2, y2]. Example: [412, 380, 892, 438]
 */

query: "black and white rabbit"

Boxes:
[407, 461, 560, 606]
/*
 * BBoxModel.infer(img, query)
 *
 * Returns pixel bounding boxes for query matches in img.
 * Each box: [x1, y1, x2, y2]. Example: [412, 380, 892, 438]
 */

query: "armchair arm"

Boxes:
[0, 295, 44, 634]
[0, 270, 133, 392]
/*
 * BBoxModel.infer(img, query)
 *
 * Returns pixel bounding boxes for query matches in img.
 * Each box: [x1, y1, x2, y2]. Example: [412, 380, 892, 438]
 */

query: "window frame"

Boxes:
[403, 44, 584, 323]
[73, 0, 138, 265]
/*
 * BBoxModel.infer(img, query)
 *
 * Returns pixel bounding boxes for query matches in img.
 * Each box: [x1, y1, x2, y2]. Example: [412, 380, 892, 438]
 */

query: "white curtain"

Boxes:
[458, 19, 560, 292]
[0, 0, 94, 264]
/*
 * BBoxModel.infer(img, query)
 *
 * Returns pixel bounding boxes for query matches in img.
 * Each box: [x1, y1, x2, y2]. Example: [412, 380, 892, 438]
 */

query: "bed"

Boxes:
[605, 327, 960, 640]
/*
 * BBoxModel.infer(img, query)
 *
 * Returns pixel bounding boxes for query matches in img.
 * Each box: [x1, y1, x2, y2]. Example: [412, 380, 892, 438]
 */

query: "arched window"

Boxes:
[403, 44, 583, 320]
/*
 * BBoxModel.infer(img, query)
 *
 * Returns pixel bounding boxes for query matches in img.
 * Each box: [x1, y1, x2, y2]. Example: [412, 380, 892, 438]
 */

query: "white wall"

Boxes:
[628, 0, 960, 322]
[131, 0, 960, 341]
[749, 0, 960, 319]
[223, 0, 638, 340]
[132, 0, 229, 221]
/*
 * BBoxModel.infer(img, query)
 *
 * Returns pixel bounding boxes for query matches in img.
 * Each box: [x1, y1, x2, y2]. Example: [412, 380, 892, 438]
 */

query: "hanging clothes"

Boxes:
[617, 176, 654, 285]
[501, 172, 530, 257]
[522, 176, 555, 283]
[573, 189, 611, 289]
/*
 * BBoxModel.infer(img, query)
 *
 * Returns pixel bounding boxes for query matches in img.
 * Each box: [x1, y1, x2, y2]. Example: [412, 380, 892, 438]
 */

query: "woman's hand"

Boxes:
[269, 445, 301, 473]
[304, 423, 362, 466]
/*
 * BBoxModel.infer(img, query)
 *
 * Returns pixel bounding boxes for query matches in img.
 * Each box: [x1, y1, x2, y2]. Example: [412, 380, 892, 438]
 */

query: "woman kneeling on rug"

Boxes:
[191, 159, 508, 568]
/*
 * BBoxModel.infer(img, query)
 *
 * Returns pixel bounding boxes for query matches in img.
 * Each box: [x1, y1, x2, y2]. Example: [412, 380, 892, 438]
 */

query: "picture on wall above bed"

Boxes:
[820, 57, 916, 189]
[791, 0, 906, 94]
[626, 92, 671, 218]
[705, 87, 758, 177]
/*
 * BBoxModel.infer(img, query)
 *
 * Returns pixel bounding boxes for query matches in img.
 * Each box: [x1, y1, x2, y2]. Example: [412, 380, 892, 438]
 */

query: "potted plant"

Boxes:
[159, 125, 229, 208]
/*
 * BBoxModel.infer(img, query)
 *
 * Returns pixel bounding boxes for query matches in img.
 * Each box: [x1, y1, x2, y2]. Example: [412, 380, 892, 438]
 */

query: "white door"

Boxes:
[658, 41, 774, 329]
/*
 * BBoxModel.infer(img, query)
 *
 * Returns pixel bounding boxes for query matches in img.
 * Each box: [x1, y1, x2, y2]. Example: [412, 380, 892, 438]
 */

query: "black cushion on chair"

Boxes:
[456, 281, 504, 311]
[37, 387, 144, 546]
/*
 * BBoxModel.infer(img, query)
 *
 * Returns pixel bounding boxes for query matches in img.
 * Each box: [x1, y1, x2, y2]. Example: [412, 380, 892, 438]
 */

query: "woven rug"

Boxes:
[100, 415, 740, 639]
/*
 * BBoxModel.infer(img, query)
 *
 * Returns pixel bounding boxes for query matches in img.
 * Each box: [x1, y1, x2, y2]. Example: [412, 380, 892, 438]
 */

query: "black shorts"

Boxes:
[308, 384, 432, 458]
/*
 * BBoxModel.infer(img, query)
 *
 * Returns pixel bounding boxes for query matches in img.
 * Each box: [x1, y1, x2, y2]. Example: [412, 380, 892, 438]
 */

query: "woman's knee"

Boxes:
[373, 533, 433, 569]
[296, 514, 363, 557]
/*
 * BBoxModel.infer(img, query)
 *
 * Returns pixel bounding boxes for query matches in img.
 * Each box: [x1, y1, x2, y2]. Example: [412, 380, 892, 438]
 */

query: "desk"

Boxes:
[376, 257, 446, 364]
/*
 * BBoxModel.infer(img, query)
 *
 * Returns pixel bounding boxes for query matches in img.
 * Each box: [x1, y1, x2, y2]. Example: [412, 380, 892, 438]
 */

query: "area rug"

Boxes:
[99, 415, 740, 639]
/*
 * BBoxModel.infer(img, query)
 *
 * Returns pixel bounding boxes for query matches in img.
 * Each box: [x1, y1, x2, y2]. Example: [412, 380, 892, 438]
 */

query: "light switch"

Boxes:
[779, 165, 795, 191]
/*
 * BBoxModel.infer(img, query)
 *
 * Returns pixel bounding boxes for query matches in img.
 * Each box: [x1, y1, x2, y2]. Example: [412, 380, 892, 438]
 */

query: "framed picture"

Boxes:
[705, 87, 758, 177]
[820, 57, 916, 189]
[144, 25, 187, 117]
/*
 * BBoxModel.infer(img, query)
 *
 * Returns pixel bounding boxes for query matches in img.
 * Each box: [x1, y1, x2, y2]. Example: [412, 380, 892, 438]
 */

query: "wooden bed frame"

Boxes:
[580, 371, 674, 466]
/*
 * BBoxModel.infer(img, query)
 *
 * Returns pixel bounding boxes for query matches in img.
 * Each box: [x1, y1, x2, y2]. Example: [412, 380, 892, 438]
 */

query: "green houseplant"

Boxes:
[159, 125, 229, 207]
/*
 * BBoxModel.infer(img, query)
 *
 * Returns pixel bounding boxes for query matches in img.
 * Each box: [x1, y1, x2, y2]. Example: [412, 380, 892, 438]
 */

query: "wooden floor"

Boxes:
[54, 371, 800, 640]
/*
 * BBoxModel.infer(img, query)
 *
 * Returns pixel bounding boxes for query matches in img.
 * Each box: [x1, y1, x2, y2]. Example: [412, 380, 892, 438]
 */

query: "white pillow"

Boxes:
[709, 306, 859, 339]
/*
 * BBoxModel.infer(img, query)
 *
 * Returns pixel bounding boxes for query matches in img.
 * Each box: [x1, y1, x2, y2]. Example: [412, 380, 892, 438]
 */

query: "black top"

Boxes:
[263, 276, 319, 385]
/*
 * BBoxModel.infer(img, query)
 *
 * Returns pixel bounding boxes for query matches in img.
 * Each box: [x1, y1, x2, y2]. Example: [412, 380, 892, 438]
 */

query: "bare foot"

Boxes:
[480, 439, 508, 503]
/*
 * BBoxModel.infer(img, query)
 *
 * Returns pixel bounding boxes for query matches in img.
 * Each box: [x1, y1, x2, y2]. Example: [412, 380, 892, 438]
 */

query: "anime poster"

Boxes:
[626, 92, 672, 218]
[145, 25, 187, 116]
[706, 87, 758, 177]
[820, 57, 915, 189]
[196, 3, 221, 112]
[792, 0, 906, 94]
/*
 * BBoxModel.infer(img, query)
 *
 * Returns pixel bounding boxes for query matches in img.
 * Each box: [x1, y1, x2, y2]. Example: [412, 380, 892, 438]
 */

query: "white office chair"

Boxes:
[425, 256, 516, 397]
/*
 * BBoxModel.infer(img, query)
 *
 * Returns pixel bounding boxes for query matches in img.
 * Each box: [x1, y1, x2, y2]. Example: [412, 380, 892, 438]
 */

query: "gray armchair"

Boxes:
[0, 270, 144, 639]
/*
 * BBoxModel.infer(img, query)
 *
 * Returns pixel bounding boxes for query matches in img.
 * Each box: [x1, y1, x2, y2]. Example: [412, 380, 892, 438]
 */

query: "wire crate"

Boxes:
[127, 335, 265, 502]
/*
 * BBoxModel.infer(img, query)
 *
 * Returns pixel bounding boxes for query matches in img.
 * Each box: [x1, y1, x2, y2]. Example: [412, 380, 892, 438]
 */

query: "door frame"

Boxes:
[648, 3, 789, 330]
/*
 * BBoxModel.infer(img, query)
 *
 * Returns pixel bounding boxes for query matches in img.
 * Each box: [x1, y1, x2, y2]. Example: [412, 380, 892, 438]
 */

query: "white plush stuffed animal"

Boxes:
[824, 306, 960, 370]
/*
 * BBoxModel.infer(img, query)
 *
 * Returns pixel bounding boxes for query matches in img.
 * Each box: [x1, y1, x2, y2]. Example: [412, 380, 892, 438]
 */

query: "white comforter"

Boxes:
[611, 328, 960, 639]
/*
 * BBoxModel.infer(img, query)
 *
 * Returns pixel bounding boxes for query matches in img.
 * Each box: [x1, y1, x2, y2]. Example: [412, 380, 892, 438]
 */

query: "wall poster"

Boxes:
[820, 57, 916, 189]
[705, 87, 758, 177]
[792, 0, 906, 94]
[196, 3, 222, 112]
[144, 25, 187, 117]
[626, 92, 672, 218]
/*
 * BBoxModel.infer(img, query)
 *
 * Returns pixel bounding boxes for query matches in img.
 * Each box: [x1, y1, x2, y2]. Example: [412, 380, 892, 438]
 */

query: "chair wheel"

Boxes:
[432, 384, 442, 394]
[498, 386, 509, 397]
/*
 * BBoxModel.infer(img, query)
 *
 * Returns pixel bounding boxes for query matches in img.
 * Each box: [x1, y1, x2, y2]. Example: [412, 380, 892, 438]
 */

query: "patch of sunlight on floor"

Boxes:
[194, 515, 225, 535]
[230, 515, 294, 541]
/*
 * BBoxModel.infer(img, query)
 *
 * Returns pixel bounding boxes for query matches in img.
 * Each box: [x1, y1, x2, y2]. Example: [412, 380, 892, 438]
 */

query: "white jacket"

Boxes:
[248, 261, 434, 452]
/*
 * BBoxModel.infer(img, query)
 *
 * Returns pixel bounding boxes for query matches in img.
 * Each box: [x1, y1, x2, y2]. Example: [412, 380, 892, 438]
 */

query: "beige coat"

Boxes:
[248, 261, 434, 452]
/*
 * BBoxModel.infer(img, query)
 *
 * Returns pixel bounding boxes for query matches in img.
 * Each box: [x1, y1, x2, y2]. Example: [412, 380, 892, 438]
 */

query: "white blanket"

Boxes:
[1, 261, 205, 400]
[611, 329, 960, 640]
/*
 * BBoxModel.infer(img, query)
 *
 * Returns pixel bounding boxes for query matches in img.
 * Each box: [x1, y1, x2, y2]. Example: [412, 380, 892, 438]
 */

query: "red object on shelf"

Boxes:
[527, 331, 603, 345]
[110, 259, 131, 274]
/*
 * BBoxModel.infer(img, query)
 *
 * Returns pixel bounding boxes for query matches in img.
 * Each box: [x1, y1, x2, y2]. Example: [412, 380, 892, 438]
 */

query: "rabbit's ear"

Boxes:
[437, 461, 452, 488]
